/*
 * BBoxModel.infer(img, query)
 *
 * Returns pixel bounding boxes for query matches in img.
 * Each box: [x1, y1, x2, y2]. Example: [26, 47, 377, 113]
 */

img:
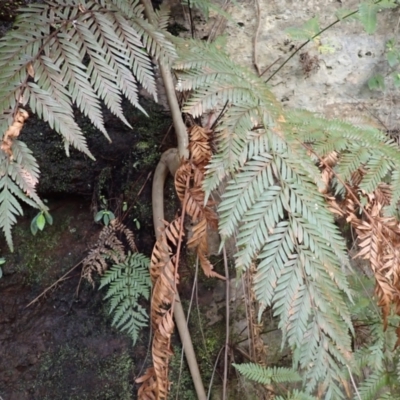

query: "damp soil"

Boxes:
[0, 198, 154, 400]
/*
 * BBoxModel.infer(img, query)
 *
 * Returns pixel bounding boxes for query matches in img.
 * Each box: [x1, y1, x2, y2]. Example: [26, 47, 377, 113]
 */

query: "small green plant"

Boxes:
[94, 196, 116, 226]
[99, 252, 151, 344]
[30, 210, 53, 235]
[133, 217, 140, 229]
[368, 38, 400, 90]
[94, 210, 116, 226]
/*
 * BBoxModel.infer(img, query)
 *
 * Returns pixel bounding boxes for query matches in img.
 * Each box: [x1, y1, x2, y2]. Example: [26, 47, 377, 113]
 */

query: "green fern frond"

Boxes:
[0, 0, 175, 148]
[177, 40, 358, 398]
[286, 110, 400, 210]
[276, 390, 318, 400]
[0, 144, 46, 250]
[99, 252, 151, 344]
[357, 371, 389, 400]
[233, 363, 301, 385]
[98, 0, 144, 19]
[153, 3, 171, 31]
[0, 0, 178, 247]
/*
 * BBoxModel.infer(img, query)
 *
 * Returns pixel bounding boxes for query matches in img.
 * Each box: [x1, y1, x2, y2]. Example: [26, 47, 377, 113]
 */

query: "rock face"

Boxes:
[224, 0, 400, 131]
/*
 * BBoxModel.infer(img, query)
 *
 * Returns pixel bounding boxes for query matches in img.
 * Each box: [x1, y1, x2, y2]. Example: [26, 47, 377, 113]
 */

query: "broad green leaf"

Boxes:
[44, 211, 53, 225]
[108, 211, 116, 221]
[386, 49, 399, 67]
[286, 17, 320, 41]
[135, 218, 141, 229]
[36, 213, 46, 231]
[393, 72, 400, 88]
[368, 74, 385, 90]
[103, 213, 110, 226]
[30, 215, 38, 235]
[358, 2, 378, 34]
[95, 211, 104, 222]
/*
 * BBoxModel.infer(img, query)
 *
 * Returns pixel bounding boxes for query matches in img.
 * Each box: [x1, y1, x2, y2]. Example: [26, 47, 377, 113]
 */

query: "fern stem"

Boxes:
[222, 246, 230, 400]
[152, 149, 206, 400]
[141, 0, 189, 160]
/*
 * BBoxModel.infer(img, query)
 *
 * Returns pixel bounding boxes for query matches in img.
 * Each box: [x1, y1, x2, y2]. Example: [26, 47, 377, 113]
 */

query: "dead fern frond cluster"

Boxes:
[175, 125, 224, 279]
[81, 218, 136, 286]
[324, 163, 400, 333]
[82, 218, 151, 345]
[137, 218, 183, 400]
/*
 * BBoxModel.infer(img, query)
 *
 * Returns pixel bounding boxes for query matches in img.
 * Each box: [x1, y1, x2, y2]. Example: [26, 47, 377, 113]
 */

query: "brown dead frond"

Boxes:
[321, 159, 400, 331]
[139, 124, 224, 399]
[175, 125, 222, 279]
[81, 218, 137, 286]
[1, 108, 29, 159]
[137, 218, 183, 399]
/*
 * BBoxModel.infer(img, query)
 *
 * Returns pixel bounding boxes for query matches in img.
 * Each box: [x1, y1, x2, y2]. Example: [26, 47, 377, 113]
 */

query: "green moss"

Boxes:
[11, 223, 67, 286]
[35, 344, 134, 400]
[168, 300, 225, 399]
[168, 346, 197, 400]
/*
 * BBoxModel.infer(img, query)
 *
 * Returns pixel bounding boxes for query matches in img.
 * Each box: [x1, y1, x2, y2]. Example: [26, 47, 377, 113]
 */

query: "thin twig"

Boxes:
[25, 260, 83, 308]
[222, 246, 230, 400]
[260, 57, 282, 78]
[207, 346, 225, 400]
[253, 0, 262, 76]
[265, 7, 365, 83]
[187, 0, 195, 38]
[173, 173, 190, 297]
[347, 364, 362, 400]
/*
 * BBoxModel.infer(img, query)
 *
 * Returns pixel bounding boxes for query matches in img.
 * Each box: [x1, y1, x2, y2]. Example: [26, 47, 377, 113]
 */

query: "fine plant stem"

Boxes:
[347, 365, 362, 400]
[222, 246, 230, 400]
[253, 0, 262, 76]
[141, 0, 189, 160]
[25, 260, 82, 308]
[207, 346, 225, 400]
[175, 256, 199, 400]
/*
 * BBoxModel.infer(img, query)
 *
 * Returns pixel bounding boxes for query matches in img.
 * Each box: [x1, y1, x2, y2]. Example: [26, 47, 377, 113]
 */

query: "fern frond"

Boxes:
[130, 16, 177, 65]
[357, 371, 388, 400]
[276, 391, 318, 400]
[0, 174, 42, 251]
[100, 252, 151, 344]
[177, 40, 358, 397]
[153, 3, 171, 31]
[174, 37, 281, 118]
[0, 0, 174, 149]
[81, 219, 137, 286]
[233, 363, 301, 385]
